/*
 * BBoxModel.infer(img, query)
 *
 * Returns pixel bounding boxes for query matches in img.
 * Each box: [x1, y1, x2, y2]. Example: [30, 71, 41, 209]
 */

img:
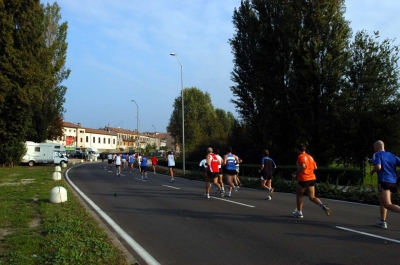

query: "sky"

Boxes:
[47, 0, 400, 133]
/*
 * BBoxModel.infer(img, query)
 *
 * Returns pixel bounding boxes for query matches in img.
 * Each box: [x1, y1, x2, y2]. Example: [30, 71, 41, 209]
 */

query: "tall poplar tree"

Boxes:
[0, 0, 45, 166]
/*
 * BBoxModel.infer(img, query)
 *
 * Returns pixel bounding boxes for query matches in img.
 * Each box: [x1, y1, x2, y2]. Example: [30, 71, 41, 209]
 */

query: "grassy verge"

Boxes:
[0, 165, 130, 265]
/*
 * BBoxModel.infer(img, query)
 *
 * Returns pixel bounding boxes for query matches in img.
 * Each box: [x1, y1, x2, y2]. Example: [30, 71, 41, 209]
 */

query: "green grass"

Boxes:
[0, 165, 130, 265]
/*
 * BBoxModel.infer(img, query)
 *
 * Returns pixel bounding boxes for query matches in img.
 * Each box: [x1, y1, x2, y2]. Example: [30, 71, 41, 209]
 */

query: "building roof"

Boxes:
[63, 121, 79, 128]
[85, 127, 117, 136]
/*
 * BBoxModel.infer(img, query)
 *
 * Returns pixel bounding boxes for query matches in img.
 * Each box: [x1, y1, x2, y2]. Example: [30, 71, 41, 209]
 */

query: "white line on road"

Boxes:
[211, 196, 255, 208]
[66, 168, 160, 265]
[162, 185, 180, 189]
[336, 226, 400, 244]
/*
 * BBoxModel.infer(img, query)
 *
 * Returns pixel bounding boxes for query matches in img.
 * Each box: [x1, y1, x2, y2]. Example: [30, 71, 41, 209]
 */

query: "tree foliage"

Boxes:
[0, 0, 69, 166]
[167, 87, 235, 160]
[229, 0, 400, 167]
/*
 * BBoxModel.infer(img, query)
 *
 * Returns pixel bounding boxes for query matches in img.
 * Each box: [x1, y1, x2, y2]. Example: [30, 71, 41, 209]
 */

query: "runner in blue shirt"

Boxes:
[140, 154, 148, 180]
[370, 140, 400, 228]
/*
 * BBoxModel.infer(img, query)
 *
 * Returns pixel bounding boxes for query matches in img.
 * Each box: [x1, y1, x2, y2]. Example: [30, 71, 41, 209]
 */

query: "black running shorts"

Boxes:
[297, 180, 316, 188]
[378, 182, 398, 193]
[207, 172, 219, 178]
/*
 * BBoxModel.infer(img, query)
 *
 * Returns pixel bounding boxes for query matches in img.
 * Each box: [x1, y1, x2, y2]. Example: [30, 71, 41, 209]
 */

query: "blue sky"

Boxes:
[49, 0, 400, 133]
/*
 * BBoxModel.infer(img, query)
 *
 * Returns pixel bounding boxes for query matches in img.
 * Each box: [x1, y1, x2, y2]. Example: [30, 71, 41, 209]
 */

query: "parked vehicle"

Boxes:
[22, 142, 68, 166]
[85, 147, 100, 159]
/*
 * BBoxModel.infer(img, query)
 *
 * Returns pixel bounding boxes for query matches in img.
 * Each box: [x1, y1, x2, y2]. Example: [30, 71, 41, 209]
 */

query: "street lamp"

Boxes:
[152, 125, 156, 133]
[170, 52, 185, 174]
[131, 100, 139, 152]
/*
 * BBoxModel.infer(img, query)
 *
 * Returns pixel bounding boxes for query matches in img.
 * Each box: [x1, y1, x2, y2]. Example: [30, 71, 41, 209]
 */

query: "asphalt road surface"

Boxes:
[66, 162, 400, 265]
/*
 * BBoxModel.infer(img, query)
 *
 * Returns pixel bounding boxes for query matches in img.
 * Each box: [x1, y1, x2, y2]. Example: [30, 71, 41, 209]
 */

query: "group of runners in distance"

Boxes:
[101, 139, 400, 228]
[104, 153, 158, 180]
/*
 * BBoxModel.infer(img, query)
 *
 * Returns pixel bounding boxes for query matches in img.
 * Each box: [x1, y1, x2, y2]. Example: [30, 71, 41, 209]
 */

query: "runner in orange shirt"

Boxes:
[292, 143, 332, 218]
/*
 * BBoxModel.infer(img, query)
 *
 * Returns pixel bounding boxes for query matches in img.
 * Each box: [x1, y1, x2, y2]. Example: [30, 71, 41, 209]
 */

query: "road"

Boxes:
[66, 162, 400, 265]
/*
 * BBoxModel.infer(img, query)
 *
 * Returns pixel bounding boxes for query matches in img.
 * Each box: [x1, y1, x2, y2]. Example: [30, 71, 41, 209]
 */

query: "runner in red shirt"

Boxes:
[151, 155, 158, 174]
[205, 147, 224, 198]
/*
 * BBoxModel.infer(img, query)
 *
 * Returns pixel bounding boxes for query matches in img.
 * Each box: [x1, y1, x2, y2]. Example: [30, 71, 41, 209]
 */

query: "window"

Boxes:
[69, 129, 71, 132]
[98, 137, 100, 143]
[80, 130, 84, 133]
[108, 138, 110, 144]
[86, 136, 88, 143]
[93, 137, 95, 143]
[80, 138, 82, 143]
[113, 139, 115, 144]
[103, 138, 105, 144]
[34, 147, 40, 152]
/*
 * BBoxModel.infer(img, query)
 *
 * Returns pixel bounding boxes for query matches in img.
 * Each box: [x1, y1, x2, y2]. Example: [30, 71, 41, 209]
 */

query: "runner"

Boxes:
[128, 153, 134, 173]
[215, 149, 225, 194]
[199, 158, 208, 180]
[166, 151, 176, 183]
[234, 153, 243, 189]
[370, 140, 400, 228]
[114, 153, 122, 177]
[292, 143, 332, 218]
[259, 149, 276, 200]
[151, 154, 158, 174]
[205, 147, 224, 198]
[121, 153, 127, 171]
[224, 147, 240, 197]
[140, 154, 148, 180]
[137, 153, 142, 172]
[106, 153, 113, 170]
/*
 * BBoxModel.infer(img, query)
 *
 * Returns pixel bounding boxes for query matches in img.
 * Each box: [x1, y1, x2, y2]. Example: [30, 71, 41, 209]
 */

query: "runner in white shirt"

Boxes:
[166, 151, 176, 183]
[114, 153, 122, 177]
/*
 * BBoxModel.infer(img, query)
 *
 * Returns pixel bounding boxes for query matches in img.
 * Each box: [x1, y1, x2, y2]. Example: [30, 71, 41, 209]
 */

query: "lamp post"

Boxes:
[131, 100, 139, 152]
[170, 53, 185, 174]
[152, 124, 156, 133]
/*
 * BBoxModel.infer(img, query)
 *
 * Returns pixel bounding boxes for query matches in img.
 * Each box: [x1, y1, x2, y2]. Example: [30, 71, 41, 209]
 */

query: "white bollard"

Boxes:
[80, 159, 83, 163]
[52, 172, 61, 180]
[72, 161, 75, 165]
[50, 186, 67, 203]
[61, 163, 67, 168]
[55, 166, 61, 172]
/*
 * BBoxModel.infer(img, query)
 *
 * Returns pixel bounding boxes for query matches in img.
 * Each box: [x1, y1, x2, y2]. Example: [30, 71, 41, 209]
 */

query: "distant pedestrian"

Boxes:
[121, 153, 127, 171]
[101, 153, 105, 163]
[224, 147, 240, 197]
[107, 153, 113, 169]
[128, 153, 134, 173]
[234, 151, 243, 188]
[166, 151, 176, 183]
[259, 149, 276, 200]
[292, 143, 331, 218]
[138, 153, 142, 172]
[370, 140, 400, 229]
[114, 153, 122, 177]
[151, 154, 158, 174]
[199, 158, 208, 180]
[140, 154, 148, 180]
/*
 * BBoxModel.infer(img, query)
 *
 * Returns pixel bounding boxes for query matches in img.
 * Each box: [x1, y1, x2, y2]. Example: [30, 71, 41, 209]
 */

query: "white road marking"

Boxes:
[162, 185, 180, 189]
[66, 168, 160, 265]
[211, 196, 255, 208]
[336, 226, 400, 244]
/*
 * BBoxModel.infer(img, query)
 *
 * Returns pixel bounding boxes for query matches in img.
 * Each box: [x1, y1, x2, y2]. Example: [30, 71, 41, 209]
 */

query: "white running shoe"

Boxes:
[234, 186, 238, 195]
[220, 190, 225, 198]
[227, 191, 231, 197]
[204, 193, 210, 199]
[266, 196, 271, 200]
[292, 210, 303, 218]
[171, 178, 174, 183]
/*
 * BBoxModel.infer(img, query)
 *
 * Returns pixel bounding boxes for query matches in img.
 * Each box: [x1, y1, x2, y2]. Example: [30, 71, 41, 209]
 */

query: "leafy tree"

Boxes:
[0, 0, 45, 166]
[229, 0, 351, 165]
[26, 2, 70, 142]
[336, 30, 400, 170]
[167, 87, 235, 160]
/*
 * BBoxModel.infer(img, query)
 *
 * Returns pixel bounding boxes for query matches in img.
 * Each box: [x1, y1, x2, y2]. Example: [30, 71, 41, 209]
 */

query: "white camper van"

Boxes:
[85, 147, 100, 159]
[22, 142, 68, 166]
